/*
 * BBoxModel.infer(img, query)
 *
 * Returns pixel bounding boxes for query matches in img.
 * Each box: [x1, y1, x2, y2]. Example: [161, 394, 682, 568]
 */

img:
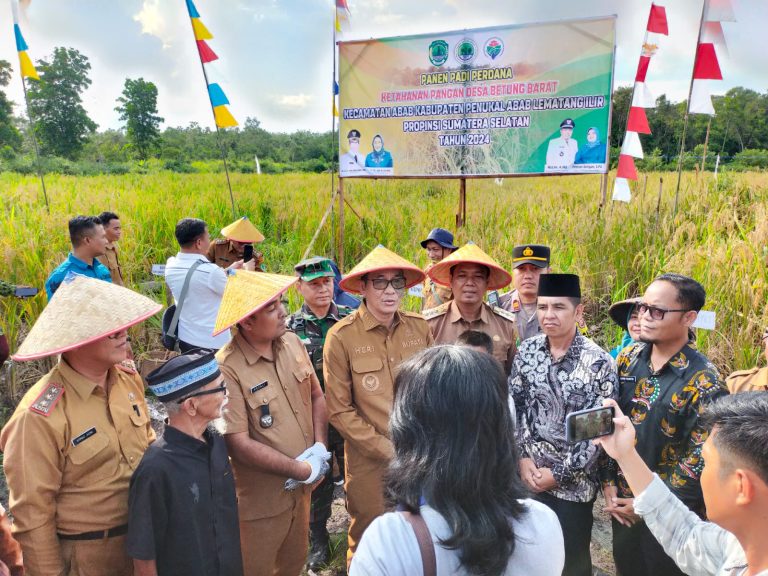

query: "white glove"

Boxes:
[284, 444, 331, 491]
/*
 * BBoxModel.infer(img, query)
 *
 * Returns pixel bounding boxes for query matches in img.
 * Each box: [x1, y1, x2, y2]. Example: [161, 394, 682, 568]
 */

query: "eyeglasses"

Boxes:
[177, 383, 228, 403]
[367, 277, 407, 291]
[637, 303, 690, 321]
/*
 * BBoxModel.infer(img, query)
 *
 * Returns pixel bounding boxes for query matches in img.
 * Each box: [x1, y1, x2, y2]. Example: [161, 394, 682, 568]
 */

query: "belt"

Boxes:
[58, 524, 128, 541]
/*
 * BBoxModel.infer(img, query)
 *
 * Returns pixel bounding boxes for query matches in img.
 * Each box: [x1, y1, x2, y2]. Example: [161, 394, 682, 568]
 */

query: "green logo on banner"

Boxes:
[455, 38, 477, 64]
[485, 37, 504, 60]
[428, 40, 449, 66]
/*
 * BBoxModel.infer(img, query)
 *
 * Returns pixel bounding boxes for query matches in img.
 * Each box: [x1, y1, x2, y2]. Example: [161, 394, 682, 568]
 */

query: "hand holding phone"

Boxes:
[565, 405, 615, 444]
[14, 286, 38, 298]
[243, 244, 254, 263]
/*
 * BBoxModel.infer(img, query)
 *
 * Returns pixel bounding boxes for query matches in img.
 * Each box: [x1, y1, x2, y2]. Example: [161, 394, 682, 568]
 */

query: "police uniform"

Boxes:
[726, 367, 768, 393]
[499, 244, 551, 343]
[97, 243, 124, 286]
[287, 302, 352, 546]
[206, 239, 265, 271]
[324, 303, 433, 562]
[0, 359, 155, 576]
[217, 330, 318, 576]
[425, 301, 517, 372]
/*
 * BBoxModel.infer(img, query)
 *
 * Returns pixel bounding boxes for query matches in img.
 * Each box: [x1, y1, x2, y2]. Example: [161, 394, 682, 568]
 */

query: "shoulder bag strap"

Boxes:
[168, 260, 204, 339]
[401, 510, 436, 576]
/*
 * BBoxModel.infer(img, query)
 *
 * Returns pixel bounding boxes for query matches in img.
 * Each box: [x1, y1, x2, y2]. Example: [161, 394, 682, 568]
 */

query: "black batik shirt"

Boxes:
[612, 342, 728, 511]
[126, 426, 243, 576]
[509, 333, 618, 503]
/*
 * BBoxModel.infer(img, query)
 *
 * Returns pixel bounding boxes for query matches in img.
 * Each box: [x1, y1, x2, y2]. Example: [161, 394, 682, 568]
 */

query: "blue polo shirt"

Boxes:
[45, 253, 113, 299]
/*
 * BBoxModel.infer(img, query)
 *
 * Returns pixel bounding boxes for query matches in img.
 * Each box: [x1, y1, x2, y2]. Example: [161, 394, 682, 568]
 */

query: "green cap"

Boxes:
[294, 257, 335, 281]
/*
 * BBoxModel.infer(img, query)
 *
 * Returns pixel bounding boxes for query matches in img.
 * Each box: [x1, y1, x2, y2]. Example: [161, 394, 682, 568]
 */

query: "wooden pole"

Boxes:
[330, 19, 338, 262]
[655, 176, 663, 230]
[456, 178, 467, 227]
[302, 190, 338, 261]
[338, 177, 345, 271]
[700, 116, 712, 173]
[599, 172, 608, 214]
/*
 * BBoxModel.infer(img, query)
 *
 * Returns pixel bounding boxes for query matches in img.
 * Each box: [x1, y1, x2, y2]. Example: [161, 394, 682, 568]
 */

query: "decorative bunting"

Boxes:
[18, 51, 39, 80]
[213, 105, 237, 128]
[705, 0, 736, 22]
[627, 107, 651, 135]
[635, 56, 651, 82]
[689, 80, 716, 115]
[701, 21, 728, 57]
[336, 0, 350, 33]
[632, 82, 655, 108]
[612, 178, 632, 203]
[333, 99, 339, 117]
[191, 18, 213, 41]
[186, 0, 201, 18]
[11, 4, 39, 81]
[13, 24, 28, 51]
[196, 40, 218, 63]
[621, 131, 644, 159]
[647, 4, 669, 35]
[208, 83, 230, 107]
[692, 43, 722, 80]
[616, 155, 638, 181]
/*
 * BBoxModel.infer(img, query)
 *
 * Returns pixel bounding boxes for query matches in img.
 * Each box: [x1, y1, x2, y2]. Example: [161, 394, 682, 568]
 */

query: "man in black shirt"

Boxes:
[606, 273, 728, 576]
[127, 350, 243, 576]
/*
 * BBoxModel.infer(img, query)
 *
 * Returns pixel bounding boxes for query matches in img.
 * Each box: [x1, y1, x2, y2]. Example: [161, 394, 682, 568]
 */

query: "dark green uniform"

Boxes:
[286, 302, 353, 536]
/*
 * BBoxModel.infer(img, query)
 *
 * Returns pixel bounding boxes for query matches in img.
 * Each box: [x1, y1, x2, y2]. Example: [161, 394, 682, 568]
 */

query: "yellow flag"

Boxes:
[192, 18, 213, 41]
[333, 99, 339, 117]
[335, 13, 341, 32]
[19, 51, 39, 80]
[214, 105, 238, 128]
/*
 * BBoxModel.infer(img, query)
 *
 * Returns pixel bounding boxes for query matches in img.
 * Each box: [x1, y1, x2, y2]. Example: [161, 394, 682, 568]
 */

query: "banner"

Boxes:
[338, 16, 616, 178]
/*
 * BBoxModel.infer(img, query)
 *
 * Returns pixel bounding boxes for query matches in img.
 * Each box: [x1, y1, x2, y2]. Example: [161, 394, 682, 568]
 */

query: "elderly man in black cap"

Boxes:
[339, 129, 367, 176]
[127, 350, 243, 576]
[508, 273, 617, 576]
[499, 244, 551, 343]
[420, 227, 458, 311]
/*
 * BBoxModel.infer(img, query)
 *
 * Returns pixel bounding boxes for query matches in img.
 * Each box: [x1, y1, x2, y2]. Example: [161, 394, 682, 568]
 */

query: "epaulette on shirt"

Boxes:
[422, 302, 450, 320]
[116, 359, 138, 375]
[491, 306, 516, 322]
[213, 239, 229, 245]
[29, 382, 64, 416]
[727, 367, 760, 378]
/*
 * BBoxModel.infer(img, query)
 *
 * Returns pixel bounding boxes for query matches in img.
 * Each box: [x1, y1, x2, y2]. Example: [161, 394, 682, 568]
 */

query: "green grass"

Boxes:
[1, 169, 767, 405]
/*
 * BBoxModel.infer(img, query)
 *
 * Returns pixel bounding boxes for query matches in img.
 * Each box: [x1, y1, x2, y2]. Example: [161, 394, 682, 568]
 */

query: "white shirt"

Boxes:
[545, 137, 578, 172]
[350, 499, 564, 575]
[165, 252, 230, 349]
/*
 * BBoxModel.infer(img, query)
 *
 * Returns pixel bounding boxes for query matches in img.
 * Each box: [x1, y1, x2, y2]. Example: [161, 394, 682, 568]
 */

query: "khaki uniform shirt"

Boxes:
[206, 239, 265, 271]
[97, 243, 124, 286]
[421, 265, 452, 311]
[499, 289, 541, 343]
[425, 301, 518, 372]
[217, 331, 316, 520]
[0, 359, 155, 575]
[725, 366, 768, 393]
[324, 303, 433, 463]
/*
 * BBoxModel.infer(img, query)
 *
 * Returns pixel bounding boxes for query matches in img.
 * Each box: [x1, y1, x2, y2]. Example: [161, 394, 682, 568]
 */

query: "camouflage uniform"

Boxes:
[286, 302, 353, 537]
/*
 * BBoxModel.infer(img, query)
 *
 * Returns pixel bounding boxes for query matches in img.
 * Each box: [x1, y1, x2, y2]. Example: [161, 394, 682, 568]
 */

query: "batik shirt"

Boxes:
[612, 342, 728, 512]
[509, 333, 618, 502]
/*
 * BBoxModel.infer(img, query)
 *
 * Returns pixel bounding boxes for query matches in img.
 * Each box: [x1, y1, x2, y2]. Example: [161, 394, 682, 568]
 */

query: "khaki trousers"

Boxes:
[344, 448, 386, 566]
[240, 492, 310, 576]
[60, 534, 132, 576]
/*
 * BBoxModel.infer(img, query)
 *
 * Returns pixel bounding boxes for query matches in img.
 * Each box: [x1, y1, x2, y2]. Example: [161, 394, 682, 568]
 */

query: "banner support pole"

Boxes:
[338, 177, 345, 271]
[456, 178, 467, 228]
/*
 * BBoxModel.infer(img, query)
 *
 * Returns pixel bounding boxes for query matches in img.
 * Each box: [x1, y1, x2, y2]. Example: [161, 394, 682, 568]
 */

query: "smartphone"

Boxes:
[487, 290, 500, 307]
[565, 406, 615, 444]
[14, 286, 38, 298]
[243, 244, 254, 263]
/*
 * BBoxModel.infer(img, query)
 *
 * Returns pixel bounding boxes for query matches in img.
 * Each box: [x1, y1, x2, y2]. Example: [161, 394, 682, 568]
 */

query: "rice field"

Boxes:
[1, 169, 767, 403]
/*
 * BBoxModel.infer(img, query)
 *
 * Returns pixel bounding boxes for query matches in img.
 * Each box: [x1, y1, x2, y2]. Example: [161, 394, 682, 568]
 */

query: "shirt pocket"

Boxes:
[293, 364, 313, 406]
[245, 381, 283, 434]
[351, 356, 386, 396]
[66, 430, 117, 487]
[129, 404, 152, 450]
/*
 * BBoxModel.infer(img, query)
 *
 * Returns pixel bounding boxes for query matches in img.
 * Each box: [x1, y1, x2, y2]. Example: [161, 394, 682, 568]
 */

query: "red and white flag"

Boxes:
[688, 0, 734, 116]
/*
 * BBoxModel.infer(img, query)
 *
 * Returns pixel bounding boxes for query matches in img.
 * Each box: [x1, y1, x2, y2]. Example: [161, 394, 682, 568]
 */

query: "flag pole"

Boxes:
[185, 2, 237, 220]
[674, 0, 708, 215]
[20, 70, 49, 213]
[330, 18, 338, 262]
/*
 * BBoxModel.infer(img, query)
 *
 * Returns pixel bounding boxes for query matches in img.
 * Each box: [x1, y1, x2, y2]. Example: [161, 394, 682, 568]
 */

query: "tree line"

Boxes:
[0, 46, 767, 175]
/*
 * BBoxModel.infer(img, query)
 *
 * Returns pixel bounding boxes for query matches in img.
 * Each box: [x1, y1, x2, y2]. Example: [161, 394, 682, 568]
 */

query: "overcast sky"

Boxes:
[1, 0, 765, 134]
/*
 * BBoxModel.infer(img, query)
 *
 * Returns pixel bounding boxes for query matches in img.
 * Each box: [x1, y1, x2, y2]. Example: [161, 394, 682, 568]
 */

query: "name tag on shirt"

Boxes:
[619, 376, 637, 386]
[72, 427, 97, 446]
[250, 381, 268, 394]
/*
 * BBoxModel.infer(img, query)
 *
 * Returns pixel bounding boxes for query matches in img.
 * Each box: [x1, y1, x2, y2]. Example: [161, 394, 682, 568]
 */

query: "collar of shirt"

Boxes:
[300, 302, 340, 322]
[233, 330, 285, 366]
[162, 425, 214, 455]
[174, 251, 212, 264]
[105, 243, 117, 252]
[67, 252, 100, 271]
[448, 300, 490, 325]
[545, 332, 584, 365]
[57, 357, 114, 400]
[359, 301, 402, 332]
[640, 342, 697, 377]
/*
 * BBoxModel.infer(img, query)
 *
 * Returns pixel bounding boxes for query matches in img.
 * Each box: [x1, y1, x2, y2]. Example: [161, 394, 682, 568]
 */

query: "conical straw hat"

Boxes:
[213, 270, 297, 336]
[220, 216, 265, 243]
[339, 245, 425, 294]
[428, 242, 512, 290]
[608, 297, 642, 331]
[13, 275, 162, 361]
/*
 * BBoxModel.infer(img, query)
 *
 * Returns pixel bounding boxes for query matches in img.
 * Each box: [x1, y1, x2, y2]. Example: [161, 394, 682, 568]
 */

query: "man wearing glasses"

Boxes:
[127, 350, 243, 576]
[725, 326, 768, 393]
[606, 273, 728, 576]
[323, 245, 433, 566]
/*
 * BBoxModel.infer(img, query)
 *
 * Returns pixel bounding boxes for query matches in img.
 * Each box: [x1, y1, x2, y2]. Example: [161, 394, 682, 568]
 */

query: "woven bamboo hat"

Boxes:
[609, 297, 642, 331]
[13, 275, 162, 361]
[213, 270, 297, 336]
[220, 216, 265, 243]
[339, 245, 425, 294]
[428, 242, 512, 290]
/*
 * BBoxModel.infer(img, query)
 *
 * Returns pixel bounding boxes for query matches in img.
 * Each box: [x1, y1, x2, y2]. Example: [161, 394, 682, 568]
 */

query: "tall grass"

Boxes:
[1, 170, 766, 399]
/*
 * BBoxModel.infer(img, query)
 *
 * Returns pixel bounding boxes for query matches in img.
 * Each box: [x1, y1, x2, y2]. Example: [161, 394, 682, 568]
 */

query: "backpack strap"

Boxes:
[167, 260, 204, 340]
[400, 510, 436, 576]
